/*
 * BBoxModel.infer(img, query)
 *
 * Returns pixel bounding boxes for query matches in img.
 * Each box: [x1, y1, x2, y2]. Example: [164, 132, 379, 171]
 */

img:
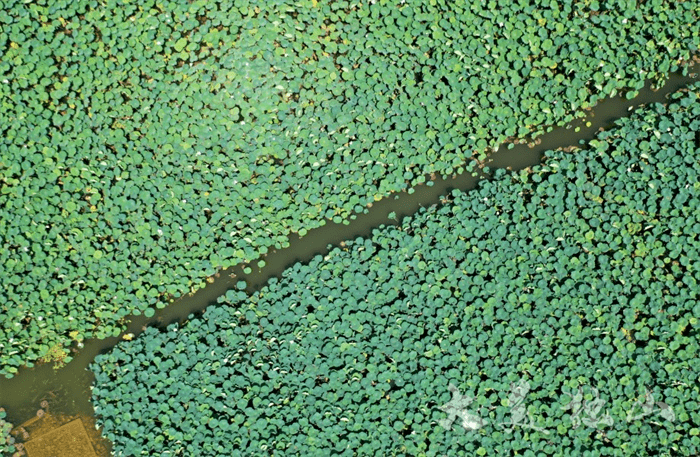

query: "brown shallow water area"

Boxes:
[0, 59, 698, 456]
[9, 407, 107, 457]
[23, 418, 99, 457]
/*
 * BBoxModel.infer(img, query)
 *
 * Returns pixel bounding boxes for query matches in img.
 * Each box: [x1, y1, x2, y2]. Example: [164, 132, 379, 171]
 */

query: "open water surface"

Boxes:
[0, 60, 698, 455]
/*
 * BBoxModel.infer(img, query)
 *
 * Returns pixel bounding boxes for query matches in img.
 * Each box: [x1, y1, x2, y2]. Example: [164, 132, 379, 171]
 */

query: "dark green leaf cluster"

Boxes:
[0, 408, 17, 456]
[2, 1, 699, 375]
[90, 83, 700, 455]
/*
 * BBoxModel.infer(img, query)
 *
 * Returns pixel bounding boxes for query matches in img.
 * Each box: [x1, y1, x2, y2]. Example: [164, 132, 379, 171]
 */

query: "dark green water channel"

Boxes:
[1, 60, 698, 455]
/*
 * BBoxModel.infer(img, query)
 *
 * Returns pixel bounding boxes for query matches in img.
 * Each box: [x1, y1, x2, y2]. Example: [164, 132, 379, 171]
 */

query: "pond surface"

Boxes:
[0, 59, 698, 456]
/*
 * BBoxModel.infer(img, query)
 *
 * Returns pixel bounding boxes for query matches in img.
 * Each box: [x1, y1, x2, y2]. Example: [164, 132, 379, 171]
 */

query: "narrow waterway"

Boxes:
[0, 60, 698, 455]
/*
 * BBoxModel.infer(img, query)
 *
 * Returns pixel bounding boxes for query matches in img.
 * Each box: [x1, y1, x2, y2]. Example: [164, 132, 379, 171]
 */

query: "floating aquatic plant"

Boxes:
[2, 0, 700, 377]
[90, 83, 700, 455]
[0, 408, 17, 456]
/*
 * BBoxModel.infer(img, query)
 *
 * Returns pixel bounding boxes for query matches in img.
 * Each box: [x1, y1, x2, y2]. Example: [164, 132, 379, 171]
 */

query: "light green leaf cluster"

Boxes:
[0, 408, 17, 455]
[2, 0, 700, 375]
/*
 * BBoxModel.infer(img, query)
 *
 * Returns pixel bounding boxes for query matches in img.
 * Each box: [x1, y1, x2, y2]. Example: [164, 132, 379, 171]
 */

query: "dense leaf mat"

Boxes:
[1, 0, 699, 375]
[0, 408, 17, 455]
[90, 84, 700, 455]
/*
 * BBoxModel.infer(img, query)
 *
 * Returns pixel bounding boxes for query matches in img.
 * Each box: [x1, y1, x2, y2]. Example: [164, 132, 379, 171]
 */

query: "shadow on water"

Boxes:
[0, 59, 698, 455]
